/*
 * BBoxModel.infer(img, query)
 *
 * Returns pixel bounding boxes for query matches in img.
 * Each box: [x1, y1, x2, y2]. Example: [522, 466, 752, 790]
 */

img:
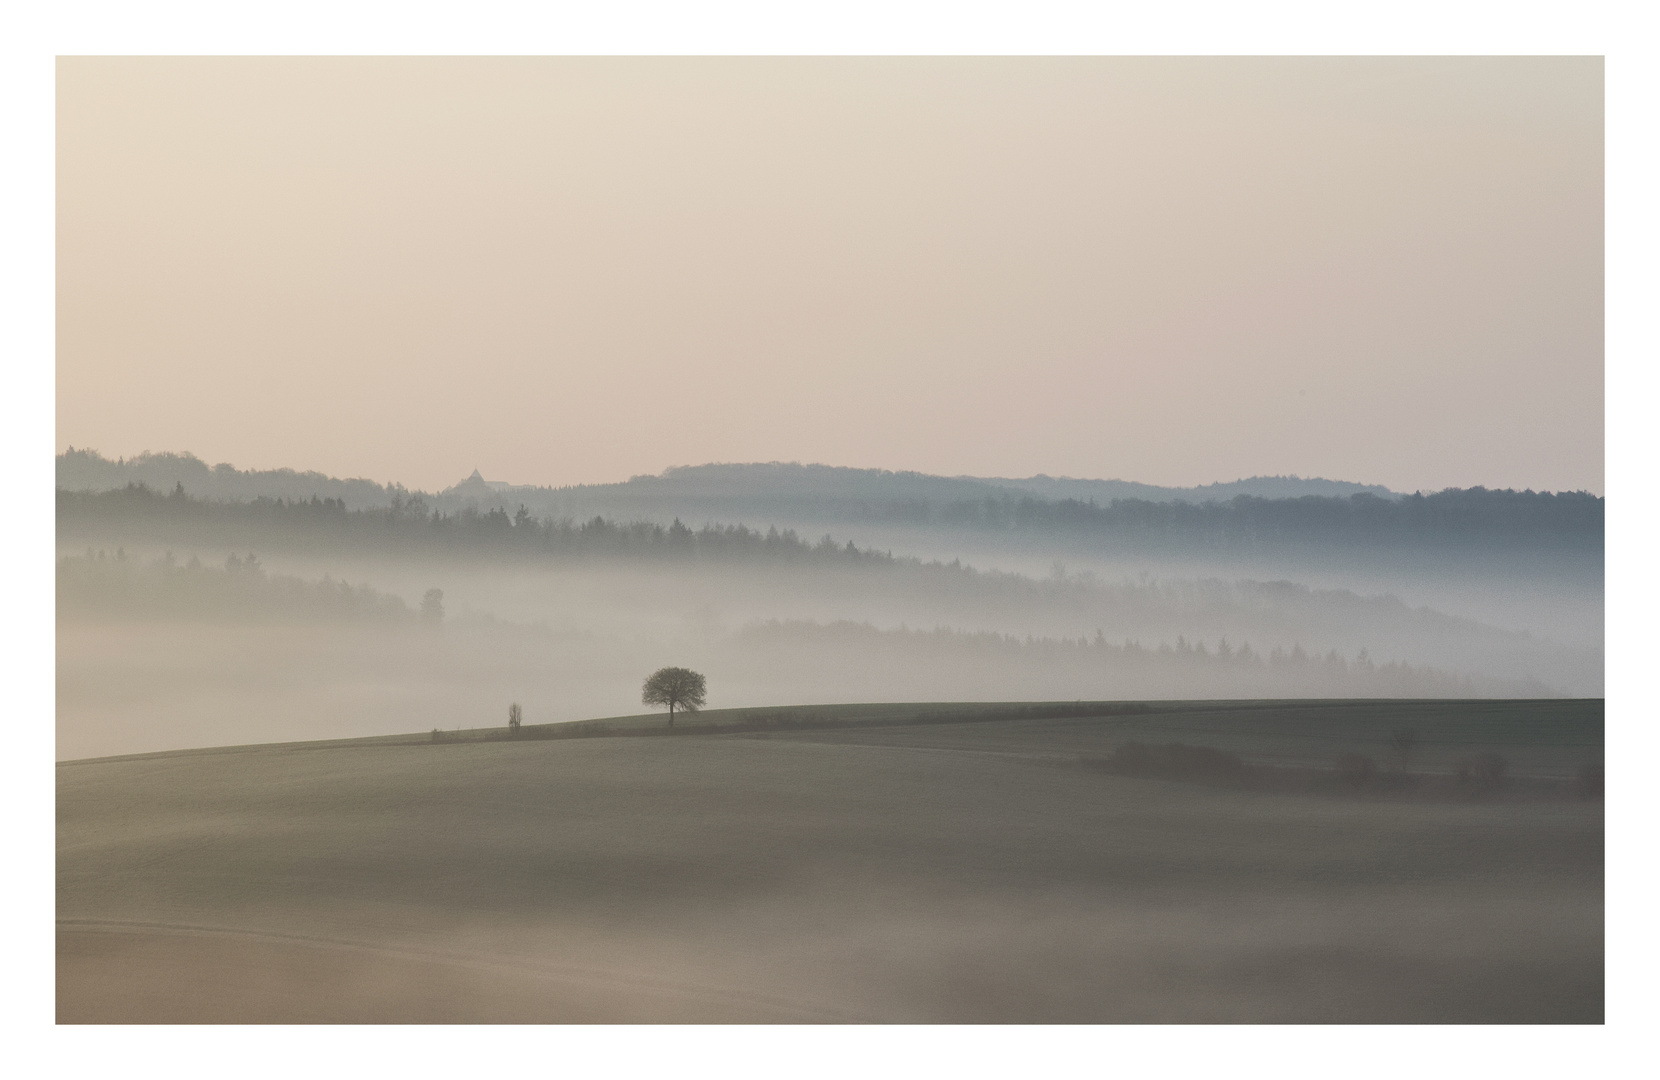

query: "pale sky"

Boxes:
[57, 57, 1603, 494]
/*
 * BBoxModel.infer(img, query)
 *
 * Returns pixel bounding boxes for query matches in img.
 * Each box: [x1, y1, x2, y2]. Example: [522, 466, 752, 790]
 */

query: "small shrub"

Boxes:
[1336, 753, 1377, 787]
[1106, 741, 1244, 782]
[1160, 744, 1244, 779]
[1474, 752, 1508, 785]
[1109, 741, 1156, 772]
[1389, 727, 1419, 772]
[1577, 762, 1603, 799]
[430, 728, 445, 743]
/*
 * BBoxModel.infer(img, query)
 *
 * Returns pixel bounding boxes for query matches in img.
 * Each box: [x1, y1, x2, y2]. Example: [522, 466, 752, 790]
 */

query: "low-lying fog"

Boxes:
[57, 534, 1602, 760]
[788, 523, 1604, 651]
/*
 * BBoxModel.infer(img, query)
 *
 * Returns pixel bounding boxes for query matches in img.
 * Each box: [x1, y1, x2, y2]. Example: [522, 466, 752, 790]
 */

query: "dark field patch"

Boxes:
[58, 701, 1603, 1023]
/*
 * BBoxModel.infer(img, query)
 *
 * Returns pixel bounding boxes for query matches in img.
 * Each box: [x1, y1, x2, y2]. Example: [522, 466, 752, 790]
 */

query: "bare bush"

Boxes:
[1109, 741, 1155, 773]
[1336, 753, 1377, 787]
[1389, 727, 1419, 773]
[1577, 761, 1603, 799]
[1105, 741, 1244, 783]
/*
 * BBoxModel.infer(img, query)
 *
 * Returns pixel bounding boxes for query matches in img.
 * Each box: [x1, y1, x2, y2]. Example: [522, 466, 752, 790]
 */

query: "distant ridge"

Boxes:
[57, 449, 1401, 510]
[56, 448, 395, 509]
[473, 461, 1399, 506]
[975, 473, 1395, 504]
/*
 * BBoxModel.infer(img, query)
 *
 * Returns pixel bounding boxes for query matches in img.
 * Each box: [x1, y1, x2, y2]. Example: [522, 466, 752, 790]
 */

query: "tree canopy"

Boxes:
[642, 667, 707, 728]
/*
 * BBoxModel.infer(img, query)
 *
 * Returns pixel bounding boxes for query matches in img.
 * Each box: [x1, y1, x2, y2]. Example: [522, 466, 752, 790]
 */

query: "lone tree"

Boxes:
[1389, 727, 1419, 773]
[508, 702, 522, 733]
[642, 667, 707, 729]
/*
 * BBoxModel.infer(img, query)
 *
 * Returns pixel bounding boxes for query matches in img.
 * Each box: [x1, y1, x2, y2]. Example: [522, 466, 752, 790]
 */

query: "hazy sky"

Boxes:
[57, 57, 1603, 494]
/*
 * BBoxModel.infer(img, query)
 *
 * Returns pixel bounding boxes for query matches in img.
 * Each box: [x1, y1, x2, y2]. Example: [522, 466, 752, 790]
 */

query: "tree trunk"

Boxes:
[669, 701, 675, 729]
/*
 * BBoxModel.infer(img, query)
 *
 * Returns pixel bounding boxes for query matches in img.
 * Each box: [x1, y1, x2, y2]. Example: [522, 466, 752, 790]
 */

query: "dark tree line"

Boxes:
[57, 480, 1601, 567]
[57, 547, 418, 623]
[57, 447, 396, 509]
[922, 488, 1602, 549]
[729, 618, 1549, 698]
[57, 484, 895, 565]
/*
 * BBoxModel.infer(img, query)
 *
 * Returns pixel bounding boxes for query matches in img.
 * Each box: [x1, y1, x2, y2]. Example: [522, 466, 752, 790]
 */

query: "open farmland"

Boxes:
[58, 699, 1603, 1023]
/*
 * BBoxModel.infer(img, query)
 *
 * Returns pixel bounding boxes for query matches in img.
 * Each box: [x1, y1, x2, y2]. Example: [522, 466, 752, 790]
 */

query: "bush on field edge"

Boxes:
[1093, 741, 1246, 783]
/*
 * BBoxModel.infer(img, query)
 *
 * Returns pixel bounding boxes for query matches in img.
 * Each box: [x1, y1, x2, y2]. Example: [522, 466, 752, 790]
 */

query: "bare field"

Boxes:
[58, 702, 1603, 1023]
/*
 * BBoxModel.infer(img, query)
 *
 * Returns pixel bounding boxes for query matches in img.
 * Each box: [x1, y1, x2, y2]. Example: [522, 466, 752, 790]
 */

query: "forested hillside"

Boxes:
[57, 475, 1601, 561]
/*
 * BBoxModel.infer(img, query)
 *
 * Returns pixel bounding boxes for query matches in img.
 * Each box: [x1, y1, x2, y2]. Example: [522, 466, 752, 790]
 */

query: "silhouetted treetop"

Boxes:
[642, 667, 707, 728]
